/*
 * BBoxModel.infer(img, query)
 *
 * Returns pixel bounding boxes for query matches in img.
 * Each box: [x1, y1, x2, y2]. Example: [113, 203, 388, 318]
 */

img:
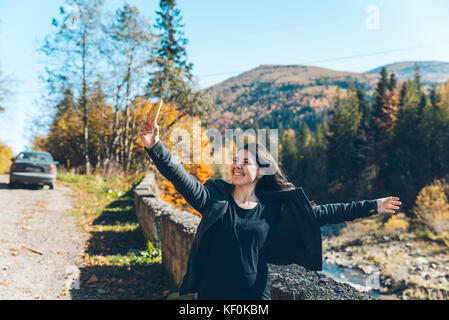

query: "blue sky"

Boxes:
[1, 0, 449, 154]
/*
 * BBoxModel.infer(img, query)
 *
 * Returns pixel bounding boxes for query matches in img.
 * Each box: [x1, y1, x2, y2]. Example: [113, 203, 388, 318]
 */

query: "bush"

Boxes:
[412, 178, 449, 235]
[0, 141, 13, 174]
[383, 213, 410, 235]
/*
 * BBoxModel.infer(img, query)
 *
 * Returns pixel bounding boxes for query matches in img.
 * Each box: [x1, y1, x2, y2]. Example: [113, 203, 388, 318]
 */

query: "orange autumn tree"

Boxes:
[136, 99, 214, 217]
[0, 141, 13, 174]
[32, 135, 48, 152]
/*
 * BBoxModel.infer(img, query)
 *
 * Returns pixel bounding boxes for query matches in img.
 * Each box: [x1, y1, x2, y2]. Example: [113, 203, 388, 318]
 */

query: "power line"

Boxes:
[194, 0, 424, 43]
[198, 42, 449, 78]
[301, 42, 449, 65]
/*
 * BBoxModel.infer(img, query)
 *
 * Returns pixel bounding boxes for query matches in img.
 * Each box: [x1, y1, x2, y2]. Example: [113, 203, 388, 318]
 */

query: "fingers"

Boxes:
[385, 196, 401, 214]
[387, 196, 402, 205]
[139, 125, 151, 137]
[139, 120, 159, 140]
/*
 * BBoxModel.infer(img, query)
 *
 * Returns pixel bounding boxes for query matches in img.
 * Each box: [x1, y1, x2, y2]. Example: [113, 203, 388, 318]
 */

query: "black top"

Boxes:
[144, 141, 380, 296]
[197, 195, 282, 300]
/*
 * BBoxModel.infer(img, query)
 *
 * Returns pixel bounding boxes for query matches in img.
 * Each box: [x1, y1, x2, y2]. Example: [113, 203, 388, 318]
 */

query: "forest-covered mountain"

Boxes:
[204, 61, 449, 131]
[367, 61, 449, 83]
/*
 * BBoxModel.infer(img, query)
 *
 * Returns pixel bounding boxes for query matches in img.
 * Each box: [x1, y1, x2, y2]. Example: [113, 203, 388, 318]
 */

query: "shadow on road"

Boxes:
[0, 182, 44, 190]
[71, 189, 173, 300]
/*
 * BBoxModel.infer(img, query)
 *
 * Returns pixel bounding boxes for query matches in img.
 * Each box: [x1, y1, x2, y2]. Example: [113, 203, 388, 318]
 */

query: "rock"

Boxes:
[415, 257, 427, 265]
[405, 242, 413, 249]
[268, 264, 373, 300]
[420, 272, 431, 281]
[362, 265, 379, 275]
[414, 265, 423, 272]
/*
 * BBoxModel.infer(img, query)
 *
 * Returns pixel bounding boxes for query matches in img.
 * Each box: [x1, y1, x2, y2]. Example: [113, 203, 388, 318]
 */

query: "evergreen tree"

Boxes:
[326, 90, 363, 202]
[383, 80, 426, 211]
[422, 83, 449, 181]
[147, 0, 208, 124]
[413, 63, 422, 90]
[280, 128, 298, 184]
[154, 0, 191, 73]
[372, 68, 400, 193]
[429, 84, 441, 108]
[388, 72, 397, 91]
[353, 88, 377, 198]
[307, 112, 329, 201]
[294, 120, 315, 192]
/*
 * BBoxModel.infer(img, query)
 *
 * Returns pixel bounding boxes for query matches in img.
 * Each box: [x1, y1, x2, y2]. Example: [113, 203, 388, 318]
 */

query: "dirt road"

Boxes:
[0, 175, 86, 300]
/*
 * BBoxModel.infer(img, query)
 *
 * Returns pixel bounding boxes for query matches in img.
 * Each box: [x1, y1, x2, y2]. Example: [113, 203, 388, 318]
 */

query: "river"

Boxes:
[320, 224, 398, 300]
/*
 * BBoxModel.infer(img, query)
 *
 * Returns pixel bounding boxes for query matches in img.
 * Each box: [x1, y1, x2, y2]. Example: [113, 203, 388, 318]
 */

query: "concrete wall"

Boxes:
[134, 174, 372, 300]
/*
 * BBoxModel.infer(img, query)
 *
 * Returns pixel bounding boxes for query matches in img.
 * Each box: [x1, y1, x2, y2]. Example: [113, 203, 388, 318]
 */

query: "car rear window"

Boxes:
[17, 152, 53, 162]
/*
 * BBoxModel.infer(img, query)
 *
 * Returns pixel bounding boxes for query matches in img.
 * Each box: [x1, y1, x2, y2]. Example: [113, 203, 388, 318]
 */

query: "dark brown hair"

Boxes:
[241, 142, 296, 192]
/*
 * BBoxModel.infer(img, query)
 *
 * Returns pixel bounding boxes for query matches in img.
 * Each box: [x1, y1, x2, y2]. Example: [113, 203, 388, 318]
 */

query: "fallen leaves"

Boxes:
[86, 274, 98, 285]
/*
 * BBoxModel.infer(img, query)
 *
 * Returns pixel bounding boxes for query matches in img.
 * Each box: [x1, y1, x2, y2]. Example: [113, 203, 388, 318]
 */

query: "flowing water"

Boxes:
[320, 224, 388, 299]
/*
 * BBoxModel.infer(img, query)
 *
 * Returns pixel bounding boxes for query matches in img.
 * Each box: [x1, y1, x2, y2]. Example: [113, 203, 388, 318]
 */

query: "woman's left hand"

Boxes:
[377, 196, 402, 214]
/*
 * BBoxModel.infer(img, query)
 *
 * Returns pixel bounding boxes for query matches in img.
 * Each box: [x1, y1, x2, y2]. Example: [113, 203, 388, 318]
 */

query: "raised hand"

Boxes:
[377, 196, 402, 214]
[139, 117, 160, 150]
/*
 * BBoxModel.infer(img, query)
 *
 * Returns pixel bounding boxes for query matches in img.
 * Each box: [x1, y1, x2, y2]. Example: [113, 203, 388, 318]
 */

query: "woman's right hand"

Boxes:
[139, 118, 160, 150]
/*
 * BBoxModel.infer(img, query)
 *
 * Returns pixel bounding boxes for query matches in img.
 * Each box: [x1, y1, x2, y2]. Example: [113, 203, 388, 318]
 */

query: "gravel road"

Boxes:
[0, 175, 87, 300]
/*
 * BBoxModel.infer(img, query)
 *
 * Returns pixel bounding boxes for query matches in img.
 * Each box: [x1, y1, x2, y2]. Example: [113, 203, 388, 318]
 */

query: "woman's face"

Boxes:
[231, 149, 261, 186]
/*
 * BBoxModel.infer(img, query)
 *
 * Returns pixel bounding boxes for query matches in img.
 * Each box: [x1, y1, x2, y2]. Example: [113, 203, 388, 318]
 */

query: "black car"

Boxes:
[9, 151, 59, 190]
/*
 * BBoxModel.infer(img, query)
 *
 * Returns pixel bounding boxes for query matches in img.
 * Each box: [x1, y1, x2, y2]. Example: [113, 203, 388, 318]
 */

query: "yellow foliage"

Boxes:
[384, 213, 410, 232]
[0, 141, 13, 174]
[33, 135, 48, 151]
[143, 98, 215, 217]
[413, 178, 449, 235]
[439, 79, 449, 108]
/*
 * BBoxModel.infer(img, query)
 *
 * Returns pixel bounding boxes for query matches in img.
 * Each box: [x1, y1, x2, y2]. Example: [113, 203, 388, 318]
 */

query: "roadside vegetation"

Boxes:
[56, 169, 176, 299]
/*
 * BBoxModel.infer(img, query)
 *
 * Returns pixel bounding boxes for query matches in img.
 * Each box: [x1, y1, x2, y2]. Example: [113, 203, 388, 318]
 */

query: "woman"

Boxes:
[139, 118, 401, 300]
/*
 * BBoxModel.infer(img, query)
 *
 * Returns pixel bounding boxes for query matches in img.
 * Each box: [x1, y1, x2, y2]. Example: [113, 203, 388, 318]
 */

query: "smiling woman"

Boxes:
[138, 117, 402, 300]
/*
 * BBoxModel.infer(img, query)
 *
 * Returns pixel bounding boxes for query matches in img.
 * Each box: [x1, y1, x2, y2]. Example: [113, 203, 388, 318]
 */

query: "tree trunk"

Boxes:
[125, 105, 137, 173]
[122, 54, 134, 172]
[82, 33, 90, 174]
[111, 84, 122, 165]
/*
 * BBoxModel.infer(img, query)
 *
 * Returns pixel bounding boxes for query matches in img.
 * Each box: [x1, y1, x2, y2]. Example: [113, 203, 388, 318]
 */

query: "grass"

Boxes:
[57, 170, 174, 300]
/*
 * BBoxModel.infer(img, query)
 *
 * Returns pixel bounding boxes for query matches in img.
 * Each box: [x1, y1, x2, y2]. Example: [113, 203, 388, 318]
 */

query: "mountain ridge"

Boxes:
[204, 61, 449, 132]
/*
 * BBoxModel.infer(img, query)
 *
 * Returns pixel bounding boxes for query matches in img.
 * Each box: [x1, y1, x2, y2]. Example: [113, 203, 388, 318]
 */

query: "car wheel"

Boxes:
[49, 183, 55, 190]
[8, 182, 16, 189]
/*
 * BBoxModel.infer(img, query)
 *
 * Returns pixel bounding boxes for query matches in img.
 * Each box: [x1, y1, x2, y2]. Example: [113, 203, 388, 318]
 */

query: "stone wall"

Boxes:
[134, 174, 372, 300]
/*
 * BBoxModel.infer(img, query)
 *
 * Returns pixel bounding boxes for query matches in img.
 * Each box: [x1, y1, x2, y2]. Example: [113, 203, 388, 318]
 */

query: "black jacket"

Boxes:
[145, 140, 378, 296]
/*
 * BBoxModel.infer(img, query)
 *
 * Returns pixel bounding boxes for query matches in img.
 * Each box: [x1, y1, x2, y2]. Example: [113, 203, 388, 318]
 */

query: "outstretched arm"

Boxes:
[139, 120, 213, 215]
[314, 196, 401, 227]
